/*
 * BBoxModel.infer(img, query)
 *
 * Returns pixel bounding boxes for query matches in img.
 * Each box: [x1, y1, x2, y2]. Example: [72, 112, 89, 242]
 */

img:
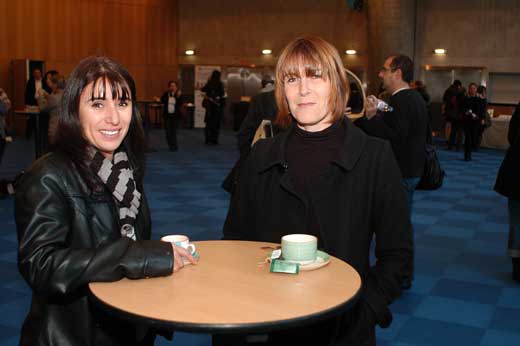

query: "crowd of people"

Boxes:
[442, 79, 488, 161]
[0, 34, 516, 346]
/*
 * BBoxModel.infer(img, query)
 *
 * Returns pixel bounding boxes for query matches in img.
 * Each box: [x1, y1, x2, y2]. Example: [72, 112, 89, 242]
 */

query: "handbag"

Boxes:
[251, 119, 274, 147]
[417, 124, 445, 190]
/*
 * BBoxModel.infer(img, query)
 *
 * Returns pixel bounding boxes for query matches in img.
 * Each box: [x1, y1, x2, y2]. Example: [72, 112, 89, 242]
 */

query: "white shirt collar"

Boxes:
[392, 86, 409, 96]
[261, 84, 275, 93]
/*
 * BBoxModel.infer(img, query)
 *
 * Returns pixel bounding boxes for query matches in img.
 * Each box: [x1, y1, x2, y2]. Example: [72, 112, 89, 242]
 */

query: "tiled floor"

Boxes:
[1, 128, 518, 346]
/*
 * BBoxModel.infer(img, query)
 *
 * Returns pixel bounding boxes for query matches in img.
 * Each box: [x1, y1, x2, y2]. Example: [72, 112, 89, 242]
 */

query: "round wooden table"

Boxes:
[89, 240, 362, 333]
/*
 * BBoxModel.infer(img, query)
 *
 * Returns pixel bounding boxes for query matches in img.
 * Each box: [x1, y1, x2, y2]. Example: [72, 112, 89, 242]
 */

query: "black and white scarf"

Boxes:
[89, 149, 141, 241]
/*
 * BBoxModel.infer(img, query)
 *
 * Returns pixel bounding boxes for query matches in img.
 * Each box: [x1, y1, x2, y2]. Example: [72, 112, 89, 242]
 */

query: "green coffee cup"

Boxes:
[281, 234, 317, 264]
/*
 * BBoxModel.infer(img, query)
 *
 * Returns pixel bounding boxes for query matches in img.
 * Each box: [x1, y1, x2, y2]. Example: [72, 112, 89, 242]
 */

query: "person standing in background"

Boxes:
[160, 80, 184, 151]
[236, 75, 278, 153]
[495, 101, 520, 283]
[412, 80, 431, 106]
[476, 85, 488, 149]
[413, 80, 432, 124]
[202, 70, 225, 145]
[222, 75, 279, 194]
[356, 54, 428, 290]
[39, 74, 65, 145]
[42, 70, 59, 94]
[24, 68, 44, 139]
[38, 70, 60, 152]
[0, 87, 11, 167]
[462, 83, 484, 161]
[0, 88, 24, 198]
[443, 80, 465, 150]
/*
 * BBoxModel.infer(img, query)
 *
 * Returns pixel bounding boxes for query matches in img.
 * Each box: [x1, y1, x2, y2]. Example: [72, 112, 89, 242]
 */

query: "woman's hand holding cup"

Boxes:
[171, 243, 197, 272]
[161, 235, 198, 272]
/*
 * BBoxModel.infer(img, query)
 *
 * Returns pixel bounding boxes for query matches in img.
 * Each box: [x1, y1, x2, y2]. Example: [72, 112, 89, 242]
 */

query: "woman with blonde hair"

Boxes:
[222, 36, 412, 345]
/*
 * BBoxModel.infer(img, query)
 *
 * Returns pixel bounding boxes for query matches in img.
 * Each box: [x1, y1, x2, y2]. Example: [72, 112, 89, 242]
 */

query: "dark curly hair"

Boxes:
[53, 56, 146, 188]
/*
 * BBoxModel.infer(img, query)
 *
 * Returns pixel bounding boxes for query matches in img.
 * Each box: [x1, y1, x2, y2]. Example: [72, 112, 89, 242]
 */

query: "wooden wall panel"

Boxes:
[0, 0, 178, 101]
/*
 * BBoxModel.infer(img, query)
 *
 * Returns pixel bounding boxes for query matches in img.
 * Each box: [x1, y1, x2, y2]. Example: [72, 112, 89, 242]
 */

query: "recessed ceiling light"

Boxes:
[345, 50, 357, 55]
[434, 48, 446, 55]
[185, 49, 195, 56]
[261, 49, 272, 55]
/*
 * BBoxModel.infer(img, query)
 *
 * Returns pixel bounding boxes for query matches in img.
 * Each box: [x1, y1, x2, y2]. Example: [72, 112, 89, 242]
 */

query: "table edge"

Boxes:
[88, 283, 362, 334]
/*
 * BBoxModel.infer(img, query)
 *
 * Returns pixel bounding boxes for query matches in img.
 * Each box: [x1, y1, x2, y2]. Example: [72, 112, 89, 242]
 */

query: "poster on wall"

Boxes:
[194, 65, 221, 128]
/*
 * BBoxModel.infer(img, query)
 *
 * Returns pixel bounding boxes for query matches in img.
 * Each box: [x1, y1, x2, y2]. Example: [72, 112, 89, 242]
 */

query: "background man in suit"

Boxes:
[222, 76, 279, 194]
[356, 54, 429, 290]
[236, 75, 279, 153]
[24, 68, 44, 139]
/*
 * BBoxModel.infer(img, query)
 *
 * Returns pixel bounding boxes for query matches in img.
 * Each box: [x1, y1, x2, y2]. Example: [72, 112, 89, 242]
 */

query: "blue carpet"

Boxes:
[0, 128, 518, 346]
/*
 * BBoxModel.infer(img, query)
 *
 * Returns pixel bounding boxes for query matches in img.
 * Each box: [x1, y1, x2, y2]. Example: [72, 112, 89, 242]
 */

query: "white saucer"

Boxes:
[283, 251, 331, 271]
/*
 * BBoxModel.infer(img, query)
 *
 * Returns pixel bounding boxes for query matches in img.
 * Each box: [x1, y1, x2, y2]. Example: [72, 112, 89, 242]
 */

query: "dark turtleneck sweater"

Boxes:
[286, 120, 345, 239]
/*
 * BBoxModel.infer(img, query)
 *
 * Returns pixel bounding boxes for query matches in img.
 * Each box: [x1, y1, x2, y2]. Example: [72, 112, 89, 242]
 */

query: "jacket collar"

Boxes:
[257, 117, 367, 173]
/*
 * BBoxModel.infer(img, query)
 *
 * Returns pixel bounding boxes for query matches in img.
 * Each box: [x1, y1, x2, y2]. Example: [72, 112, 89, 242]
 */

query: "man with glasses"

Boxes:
[356, 55, 429, 290]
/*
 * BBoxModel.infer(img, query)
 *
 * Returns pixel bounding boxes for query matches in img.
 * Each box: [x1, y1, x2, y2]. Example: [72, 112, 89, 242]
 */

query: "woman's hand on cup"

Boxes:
[171, 243, 197, 272]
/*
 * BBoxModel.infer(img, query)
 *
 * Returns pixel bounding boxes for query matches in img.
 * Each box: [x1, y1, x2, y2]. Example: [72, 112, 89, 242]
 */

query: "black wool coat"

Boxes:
[223, 118, 412, 344]
[495, 103, 520, 200]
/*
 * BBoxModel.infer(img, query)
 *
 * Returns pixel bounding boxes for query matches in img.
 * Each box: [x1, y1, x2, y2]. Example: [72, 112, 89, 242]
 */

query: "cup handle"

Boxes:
[187, 244, 196, 254]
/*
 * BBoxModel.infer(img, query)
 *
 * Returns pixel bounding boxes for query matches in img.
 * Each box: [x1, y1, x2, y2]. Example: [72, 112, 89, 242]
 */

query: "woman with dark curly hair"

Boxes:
[15, 56, 195, 346]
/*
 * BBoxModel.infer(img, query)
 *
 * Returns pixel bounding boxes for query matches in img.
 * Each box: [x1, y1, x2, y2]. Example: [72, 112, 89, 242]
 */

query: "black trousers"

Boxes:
[464, 120, 478, 160]
[205, 109, 223, 144]
[448, 119, 463, 150]
[25, 114, 36, 139]
[39, 111, 50, 153]
[163, 114, 178, 150]
[0, 136, 5, 166]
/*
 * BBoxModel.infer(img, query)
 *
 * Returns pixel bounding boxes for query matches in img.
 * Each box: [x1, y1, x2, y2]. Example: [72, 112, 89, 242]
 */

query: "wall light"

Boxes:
[434, 48, 446, 55]
[185, 49, 195, 56]
[345, 49, 357, 55]
[262, 49, 272, 55]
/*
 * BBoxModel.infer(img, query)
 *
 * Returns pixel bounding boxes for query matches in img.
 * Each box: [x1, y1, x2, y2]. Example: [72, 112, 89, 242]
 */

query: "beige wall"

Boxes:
[177, 0, 367, 70]
[0, 0, 178, 102]
[417, 0, 520, 74]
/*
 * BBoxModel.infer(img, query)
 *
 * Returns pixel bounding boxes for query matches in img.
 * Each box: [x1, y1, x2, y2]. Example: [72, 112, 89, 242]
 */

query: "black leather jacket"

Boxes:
[15, 153, 174, 346]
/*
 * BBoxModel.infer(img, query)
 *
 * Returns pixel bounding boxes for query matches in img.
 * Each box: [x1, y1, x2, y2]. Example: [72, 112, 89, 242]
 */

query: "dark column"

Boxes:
[366, 0, 417, 93]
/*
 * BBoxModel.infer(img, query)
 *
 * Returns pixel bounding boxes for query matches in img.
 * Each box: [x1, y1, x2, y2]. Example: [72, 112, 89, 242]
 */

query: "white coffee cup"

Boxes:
[281, 234, 318, 264]
[161, 235, 196, 254]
